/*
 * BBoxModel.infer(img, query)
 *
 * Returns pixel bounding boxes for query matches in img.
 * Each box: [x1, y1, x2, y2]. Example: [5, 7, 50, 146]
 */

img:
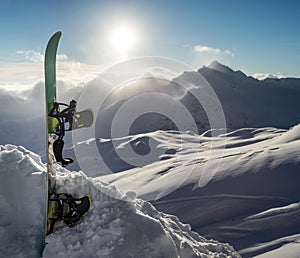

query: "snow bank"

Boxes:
[44, 168, 240, 257]
[0, 144, 46, 257]
[0, 144, 240, 258]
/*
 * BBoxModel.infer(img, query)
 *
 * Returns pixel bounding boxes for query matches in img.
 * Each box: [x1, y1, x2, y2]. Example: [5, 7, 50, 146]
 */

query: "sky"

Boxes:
[0, 0, 299, 86]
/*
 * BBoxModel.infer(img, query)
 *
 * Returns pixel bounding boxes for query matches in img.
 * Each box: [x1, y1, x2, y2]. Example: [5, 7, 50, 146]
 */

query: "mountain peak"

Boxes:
[198, 61, 247, 79]
[207, 60, 235, 74]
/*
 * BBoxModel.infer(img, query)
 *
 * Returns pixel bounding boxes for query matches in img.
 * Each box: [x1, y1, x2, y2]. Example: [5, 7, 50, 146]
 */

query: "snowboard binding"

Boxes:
[48, 100, 94, 167]
[47, 194, 92, 235]
[53, 138, 74, 166]
[48, 100, 77, 166]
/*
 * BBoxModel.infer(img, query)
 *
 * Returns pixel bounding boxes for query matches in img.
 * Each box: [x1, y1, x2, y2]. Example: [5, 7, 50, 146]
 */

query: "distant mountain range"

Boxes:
[1, 61, 300, 155]
[62, 61, 300, 174]
[94, 60, 300, 140]
[198, 61, 300, 130]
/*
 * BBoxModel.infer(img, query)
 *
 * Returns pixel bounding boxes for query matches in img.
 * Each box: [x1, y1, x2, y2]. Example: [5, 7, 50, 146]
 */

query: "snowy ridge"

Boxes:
[246, 202, 300, 220]
[0, 144, 240, 258]
[198, 61, 300, 130]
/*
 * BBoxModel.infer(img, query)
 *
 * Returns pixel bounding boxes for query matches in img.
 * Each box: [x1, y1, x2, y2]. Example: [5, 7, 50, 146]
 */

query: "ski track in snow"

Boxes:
[0, 144, 240, 258]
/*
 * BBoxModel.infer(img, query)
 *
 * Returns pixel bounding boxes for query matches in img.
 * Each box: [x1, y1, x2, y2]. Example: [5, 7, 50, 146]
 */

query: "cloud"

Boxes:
[16, 50, 68, 63]
[0, 50, 104, 86]
[16, 50, 44, 63]
[0, 77, 89, 153]
[252, 72, 285, 80]
[0, 49, 105, 153]
[194, 44, 234, 57]
[57, 53, 68, 62]
[194, 45, 221, 55]
[224, 49, 234, 57]
[0, 62, 43, 85]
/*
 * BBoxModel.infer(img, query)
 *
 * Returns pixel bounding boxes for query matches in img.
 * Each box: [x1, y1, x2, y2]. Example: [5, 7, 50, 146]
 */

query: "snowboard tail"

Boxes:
[72, 109, 94, 130]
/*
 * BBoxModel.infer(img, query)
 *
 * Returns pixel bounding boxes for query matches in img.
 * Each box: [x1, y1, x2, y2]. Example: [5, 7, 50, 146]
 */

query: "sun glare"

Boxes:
[110, 26, 136, 54]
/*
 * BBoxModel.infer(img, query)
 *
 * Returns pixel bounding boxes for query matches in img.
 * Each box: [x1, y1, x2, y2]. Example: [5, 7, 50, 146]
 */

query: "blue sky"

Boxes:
[0, 0, 299, 83]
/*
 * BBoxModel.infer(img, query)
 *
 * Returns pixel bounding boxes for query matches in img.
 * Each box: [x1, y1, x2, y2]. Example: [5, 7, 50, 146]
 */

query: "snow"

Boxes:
[198, 62, 300, 130]
[243, 234, 300, 258]
[2, 61, 300, 154]
[0, 144, 46, 257]
[99, 124, 300, 257]
[1, 61, 300, 257]
[0, 144, 240, 258]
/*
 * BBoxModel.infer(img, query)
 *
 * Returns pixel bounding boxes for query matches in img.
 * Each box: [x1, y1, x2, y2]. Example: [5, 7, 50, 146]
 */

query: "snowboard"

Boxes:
[56, 108, 94, 132]
[42, 31, 62, 253]
[43, 31, 92, 246]
[72, 109, 94, 130]
[49, 104, 94, 166]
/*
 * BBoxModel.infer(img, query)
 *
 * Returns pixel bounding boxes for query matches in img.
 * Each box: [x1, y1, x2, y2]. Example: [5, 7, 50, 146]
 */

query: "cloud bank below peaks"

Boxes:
[0, 49, 103, 86]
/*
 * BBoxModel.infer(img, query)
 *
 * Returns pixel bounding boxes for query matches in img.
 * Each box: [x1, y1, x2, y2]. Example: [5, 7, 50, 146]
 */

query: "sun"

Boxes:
[110, 26, 136, 54]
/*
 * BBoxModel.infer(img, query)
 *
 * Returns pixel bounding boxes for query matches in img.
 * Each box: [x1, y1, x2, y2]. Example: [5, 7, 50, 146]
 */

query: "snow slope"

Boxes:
[99, 124, 300, 257]
[0, 144, 240, 258]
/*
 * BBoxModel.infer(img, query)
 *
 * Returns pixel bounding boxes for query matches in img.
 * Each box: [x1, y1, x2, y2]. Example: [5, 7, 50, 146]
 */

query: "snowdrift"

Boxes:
[0, 144, 240, 258]
[0, 145, 46, 257]
[101, 125, 300, 257]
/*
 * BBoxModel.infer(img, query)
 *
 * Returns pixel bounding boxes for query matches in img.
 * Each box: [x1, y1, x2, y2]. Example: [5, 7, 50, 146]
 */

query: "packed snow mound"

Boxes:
[0, 144, 46, 258]
[44, 169, 240, 258]
[0, 144, 240, 258]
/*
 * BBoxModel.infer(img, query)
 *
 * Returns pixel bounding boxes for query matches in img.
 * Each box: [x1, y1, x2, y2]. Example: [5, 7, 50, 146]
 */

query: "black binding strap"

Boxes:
[49, 100, 77, 166]
[47, 194, 91, 235]
[53, 139, 74, 166]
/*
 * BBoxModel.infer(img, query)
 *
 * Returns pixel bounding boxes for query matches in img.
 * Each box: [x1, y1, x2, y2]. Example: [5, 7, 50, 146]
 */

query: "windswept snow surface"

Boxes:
[0, 144, 240, 258]
[100, 124, 300, 257]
